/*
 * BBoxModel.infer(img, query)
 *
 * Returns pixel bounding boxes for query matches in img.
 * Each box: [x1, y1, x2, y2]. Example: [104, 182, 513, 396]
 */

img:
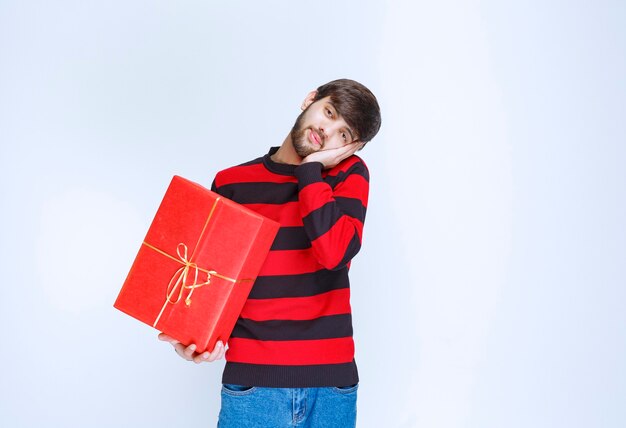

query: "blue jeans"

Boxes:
[217, 384, 358, 428]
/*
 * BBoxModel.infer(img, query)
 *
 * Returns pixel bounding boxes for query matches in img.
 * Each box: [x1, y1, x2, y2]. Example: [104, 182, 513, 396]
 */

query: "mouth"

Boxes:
[308, 129, 322, 147]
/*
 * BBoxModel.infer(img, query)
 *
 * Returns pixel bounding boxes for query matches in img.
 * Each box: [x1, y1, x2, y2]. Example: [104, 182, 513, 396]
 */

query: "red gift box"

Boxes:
[114, 175, 279, 353]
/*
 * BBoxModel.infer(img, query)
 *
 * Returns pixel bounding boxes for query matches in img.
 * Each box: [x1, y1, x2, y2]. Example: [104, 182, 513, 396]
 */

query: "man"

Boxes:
[159, 79, 381, 427]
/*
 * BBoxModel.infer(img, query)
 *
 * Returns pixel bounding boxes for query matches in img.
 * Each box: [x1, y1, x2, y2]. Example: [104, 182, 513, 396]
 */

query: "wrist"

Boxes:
[294, 162, 324, 189]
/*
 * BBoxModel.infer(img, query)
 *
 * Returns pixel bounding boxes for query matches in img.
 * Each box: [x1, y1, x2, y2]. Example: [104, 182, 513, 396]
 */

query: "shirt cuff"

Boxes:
[294, 162, 324, 190]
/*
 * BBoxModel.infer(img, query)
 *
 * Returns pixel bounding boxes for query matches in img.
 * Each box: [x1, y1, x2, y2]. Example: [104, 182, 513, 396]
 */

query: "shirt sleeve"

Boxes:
[294, 158, 369, 270]
[210, 177, 225, 197]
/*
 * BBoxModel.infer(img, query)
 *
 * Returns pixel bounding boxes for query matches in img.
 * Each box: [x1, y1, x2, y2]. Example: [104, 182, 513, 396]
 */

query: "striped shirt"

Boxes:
[212, 146, 369, 387]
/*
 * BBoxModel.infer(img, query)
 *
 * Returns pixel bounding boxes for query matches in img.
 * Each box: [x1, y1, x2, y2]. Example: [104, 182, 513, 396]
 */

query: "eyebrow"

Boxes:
[328, 102, 356, 141]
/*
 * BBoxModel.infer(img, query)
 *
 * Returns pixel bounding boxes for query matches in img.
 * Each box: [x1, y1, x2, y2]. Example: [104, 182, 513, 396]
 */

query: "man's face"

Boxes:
[290, 96, 358, 158]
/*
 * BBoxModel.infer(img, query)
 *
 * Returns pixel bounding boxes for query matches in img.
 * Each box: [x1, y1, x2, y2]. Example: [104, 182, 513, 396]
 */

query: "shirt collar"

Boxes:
[262, 146, 298, 175]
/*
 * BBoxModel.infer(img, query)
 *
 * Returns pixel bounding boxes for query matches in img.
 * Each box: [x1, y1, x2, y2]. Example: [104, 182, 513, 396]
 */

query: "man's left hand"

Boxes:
[301, 142, 364, 169]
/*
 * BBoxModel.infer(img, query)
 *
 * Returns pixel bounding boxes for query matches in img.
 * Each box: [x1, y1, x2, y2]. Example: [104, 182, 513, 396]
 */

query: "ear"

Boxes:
[301, 90, 318, 110]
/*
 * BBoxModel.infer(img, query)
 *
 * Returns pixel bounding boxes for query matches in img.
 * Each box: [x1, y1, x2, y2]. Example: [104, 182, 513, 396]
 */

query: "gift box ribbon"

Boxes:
[141, 197, 252, 328]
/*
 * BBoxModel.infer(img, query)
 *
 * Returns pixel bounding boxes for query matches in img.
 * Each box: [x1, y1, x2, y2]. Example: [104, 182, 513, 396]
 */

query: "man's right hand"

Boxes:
[301, 141, 364, 169]
[158, 333, 225, 364]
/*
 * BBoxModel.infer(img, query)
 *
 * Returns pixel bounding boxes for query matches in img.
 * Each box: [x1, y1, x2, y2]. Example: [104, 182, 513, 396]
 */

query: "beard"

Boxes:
[290, 108, 318, 158]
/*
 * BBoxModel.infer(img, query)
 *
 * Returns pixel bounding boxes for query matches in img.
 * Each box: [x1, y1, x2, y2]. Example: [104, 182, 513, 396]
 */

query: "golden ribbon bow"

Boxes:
[140, 197, 250, 328]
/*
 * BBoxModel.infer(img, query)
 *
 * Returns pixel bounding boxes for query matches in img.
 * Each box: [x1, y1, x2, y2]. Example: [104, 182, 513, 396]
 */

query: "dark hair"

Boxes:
[313, 79, 381, 144]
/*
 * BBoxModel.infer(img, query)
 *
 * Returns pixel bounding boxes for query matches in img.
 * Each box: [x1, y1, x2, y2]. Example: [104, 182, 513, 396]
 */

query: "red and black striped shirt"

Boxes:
[212, 146, 369, 387]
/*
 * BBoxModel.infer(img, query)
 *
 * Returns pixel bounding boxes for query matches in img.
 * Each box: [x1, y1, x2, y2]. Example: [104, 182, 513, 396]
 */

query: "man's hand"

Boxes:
[158, 333, 225, 364]
[301, 142, 364, 169]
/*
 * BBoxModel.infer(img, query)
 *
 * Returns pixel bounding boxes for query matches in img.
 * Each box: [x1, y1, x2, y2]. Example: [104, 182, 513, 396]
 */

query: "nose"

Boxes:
[319, 123, 341, 140]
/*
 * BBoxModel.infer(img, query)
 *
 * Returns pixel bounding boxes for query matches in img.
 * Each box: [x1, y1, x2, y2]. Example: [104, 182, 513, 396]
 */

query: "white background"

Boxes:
[1, 1, 624, 427]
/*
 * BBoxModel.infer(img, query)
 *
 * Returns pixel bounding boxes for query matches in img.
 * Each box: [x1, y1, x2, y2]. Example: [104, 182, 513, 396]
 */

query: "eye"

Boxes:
[325, 108, 333, 118]
[342, 132, 347, 142]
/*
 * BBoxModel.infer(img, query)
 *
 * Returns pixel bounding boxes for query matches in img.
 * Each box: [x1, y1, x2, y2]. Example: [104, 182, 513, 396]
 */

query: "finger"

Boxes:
[183, 343, 197, 358]
[320, 143, 356, 154]
[193, 351, 210, 364]
[173, 343, 191, 359]
[215, 345, 226, 360]
[347, 141, 361, 153]
[207, 341, 225, 362]
[192, 340, 222, 364]
[335, 144, 359, 162]
[337, 142, 358, 157]
[213, 340, 224, 353]
[158, 333, 178, 344]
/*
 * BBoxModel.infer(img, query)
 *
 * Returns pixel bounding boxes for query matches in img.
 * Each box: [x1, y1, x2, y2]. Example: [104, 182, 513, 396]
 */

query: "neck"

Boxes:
[271, 134, 303, 165]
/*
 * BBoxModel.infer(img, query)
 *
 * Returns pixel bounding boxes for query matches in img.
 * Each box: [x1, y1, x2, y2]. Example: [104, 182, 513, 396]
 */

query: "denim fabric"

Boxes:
[217, 384, 358, 428]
